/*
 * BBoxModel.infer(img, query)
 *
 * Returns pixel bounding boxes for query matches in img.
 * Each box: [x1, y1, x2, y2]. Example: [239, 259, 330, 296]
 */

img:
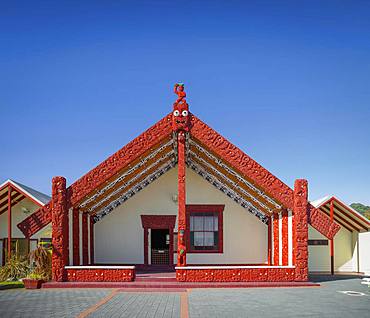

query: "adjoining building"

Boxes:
[6, 85, 369, 283]
[0, 179, 51, 264]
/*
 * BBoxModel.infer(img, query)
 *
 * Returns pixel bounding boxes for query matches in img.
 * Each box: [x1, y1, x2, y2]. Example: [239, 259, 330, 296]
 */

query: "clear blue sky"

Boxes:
[1, 1, 369, 205]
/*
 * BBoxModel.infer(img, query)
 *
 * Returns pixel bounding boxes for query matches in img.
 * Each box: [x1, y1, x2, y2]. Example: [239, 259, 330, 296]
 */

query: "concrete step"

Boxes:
[42, 281, 319, 289]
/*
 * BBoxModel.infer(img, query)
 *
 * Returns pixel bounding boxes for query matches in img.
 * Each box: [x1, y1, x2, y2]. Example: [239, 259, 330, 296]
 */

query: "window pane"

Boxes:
[190, 216, 194, 231]
[204, 216, 214, 231]
[193, 232, 204, 246]
[204, 232, 214, 246]
[213, 216, 218, 230]
[193, 216, 204, 231]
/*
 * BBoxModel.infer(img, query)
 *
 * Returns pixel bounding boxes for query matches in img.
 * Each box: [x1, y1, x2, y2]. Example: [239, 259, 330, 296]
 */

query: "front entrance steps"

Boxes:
[43, 267, 319, 289]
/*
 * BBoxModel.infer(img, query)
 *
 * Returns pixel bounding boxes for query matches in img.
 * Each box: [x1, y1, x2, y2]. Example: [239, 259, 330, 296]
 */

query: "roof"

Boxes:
[0, 179, 50, 216]
[311, 195, 370, 232]
[16, 89, 340, 239]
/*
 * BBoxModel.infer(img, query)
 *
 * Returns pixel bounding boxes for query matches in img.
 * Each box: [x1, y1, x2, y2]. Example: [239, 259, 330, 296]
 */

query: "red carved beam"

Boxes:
[293, 179, 308, 282]
[17, 113, 173, 238]
[190, 114, 340, 239]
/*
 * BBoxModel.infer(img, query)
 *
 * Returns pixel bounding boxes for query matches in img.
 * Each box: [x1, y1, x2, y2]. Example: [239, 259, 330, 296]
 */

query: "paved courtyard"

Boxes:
[0, 276, 369, 318]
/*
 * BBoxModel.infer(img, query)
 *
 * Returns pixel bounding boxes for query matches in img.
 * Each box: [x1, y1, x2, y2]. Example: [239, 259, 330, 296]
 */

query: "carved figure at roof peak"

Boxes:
[172, 83, 190, 132]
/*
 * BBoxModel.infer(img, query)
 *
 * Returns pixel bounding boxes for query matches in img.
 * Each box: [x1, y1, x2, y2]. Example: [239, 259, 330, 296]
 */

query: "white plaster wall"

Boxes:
[359, 231, 370, 275]
[94, 167, 267, 264]
[308, 226, 330, 272]
[0, 197, 51, 240]
[308, 225, 357, 272]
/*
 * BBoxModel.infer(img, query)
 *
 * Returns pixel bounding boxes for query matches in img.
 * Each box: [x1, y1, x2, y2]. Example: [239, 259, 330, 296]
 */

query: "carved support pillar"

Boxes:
[177, 131, 187, 266]
[282, 209, 289, 266]
[52, 176, 69, 282]
[82, 213, 88, 265]
[90, 217, 94, 265]
[267, 216, 272, 265]
[72, 207, 80, 265]
[293, 179, 309, 281]
[273, 212, 280, 266]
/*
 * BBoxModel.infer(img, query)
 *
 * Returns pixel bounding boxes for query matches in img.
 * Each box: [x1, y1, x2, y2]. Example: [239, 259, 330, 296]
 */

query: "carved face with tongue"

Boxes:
[172, 83, 190, 132]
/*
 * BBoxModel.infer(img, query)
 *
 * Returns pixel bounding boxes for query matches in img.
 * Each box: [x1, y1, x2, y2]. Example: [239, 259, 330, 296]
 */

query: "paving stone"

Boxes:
[0, 289, 111, 318]
[89, 293, 181, 318]
[189, 277, 370, 318]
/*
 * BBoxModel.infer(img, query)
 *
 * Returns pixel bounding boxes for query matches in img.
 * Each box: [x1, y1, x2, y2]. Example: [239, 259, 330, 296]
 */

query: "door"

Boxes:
[151, 229, 170, 265]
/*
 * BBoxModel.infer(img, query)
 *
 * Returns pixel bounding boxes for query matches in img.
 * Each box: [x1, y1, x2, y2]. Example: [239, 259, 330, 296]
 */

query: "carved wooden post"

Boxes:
[172, 83, 190, 267]
[293, 179, 308, 281]
[82, 213, 88, 265]
[273, 212, 280, 265]
[282, 209, 289, 266]
[177, 130, 187, 266]
[52, 176, 69, 282]
[72, 207, 80, 265]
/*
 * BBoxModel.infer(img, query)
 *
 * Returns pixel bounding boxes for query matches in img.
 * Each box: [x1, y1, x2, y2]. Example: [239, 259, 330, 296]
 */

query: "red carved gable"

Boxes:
[17, 113, 173, 238]
[17, 109, 340, 240]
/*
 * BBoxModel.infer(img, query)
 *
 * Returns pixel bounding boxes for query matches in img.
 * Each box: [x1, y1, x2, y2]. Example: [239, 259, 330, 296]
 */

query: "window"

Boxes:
[308, 239, 328, 246]
[186, 205, 224, 253]
[39, 238, 52, 250]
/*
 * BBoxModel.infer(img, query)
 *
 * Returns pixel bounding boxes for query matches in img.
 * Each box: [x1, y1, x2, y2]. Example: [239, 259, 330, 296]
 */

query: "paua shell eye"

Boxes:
[173, 110, 180, 116]
[182, 110, 188, 116]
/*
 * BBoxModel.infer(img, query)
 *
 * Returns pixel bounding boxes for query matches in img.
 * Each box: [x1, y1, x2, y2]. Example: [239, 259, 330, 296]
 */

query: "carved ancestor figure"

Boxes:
[172, 83, 190, 131]
[177, 230, 187, 266]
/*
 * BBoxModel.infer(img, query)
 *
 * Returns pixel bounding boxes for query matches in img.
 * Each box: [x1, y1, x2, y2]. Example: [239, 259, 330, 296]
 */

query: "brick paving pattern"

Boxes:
[0, 276, 369, 318]
[89, 293, 181, 318]
[0, 289, 111, 318]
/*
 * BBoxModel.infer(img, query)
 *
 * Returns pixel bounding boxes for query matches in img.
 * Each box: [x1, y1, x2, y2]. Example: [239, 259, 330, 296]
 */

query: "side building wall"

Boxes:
[308, 225, 357, 272]
[94, 167, 268, 265]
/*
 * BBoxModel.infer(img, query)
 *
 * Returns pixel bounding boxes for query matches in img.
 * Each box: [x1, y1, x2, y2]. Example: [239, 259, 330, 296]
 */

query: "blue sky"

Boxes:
[1, 0, 369, 205]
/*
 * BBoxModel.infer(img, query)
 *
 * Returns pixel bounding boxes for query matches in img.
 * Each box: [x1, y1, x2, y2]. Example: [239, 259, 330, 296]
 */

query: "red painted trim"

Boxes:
[0, 181, 43, 209]
[273, 213, 279, 266]
[7, 186, 11, 260]
[333, 198, 370, 227]
[333, 202, 369, 231]
[185, 204, 224, 254]
[319, 196, 370, 228]
[140, 215, 176, 265]
[282, 210, 289, 266]
[330, 199, 334, 275]
[320, 207, 356, 232]
[267, 217, 272, 265]
[82, 214, 88, 265]
[176, 268, 296, 282]
[72, 208, 80, 265]
[90, 217, 94, 265]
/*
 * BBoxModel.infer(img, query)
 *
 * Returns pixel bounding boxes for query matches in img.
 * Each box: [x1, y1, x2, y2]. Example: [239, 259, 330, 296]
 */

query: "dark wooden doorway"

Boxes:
[151, 229, 170, 265]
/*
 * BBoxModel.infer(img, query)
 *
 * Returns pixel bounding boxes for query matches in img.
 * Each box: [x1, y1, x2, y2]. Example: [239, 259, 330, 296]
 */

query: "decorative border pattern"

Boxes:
[80, 138, 174, 209]
[176, 267, 296, 282]
[94, 160, 176, 221]
[190, 139, 281, 210]
[188, 160, 268, 223]
[66, 268, 135, 282]
[189, 148, 275, 214]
